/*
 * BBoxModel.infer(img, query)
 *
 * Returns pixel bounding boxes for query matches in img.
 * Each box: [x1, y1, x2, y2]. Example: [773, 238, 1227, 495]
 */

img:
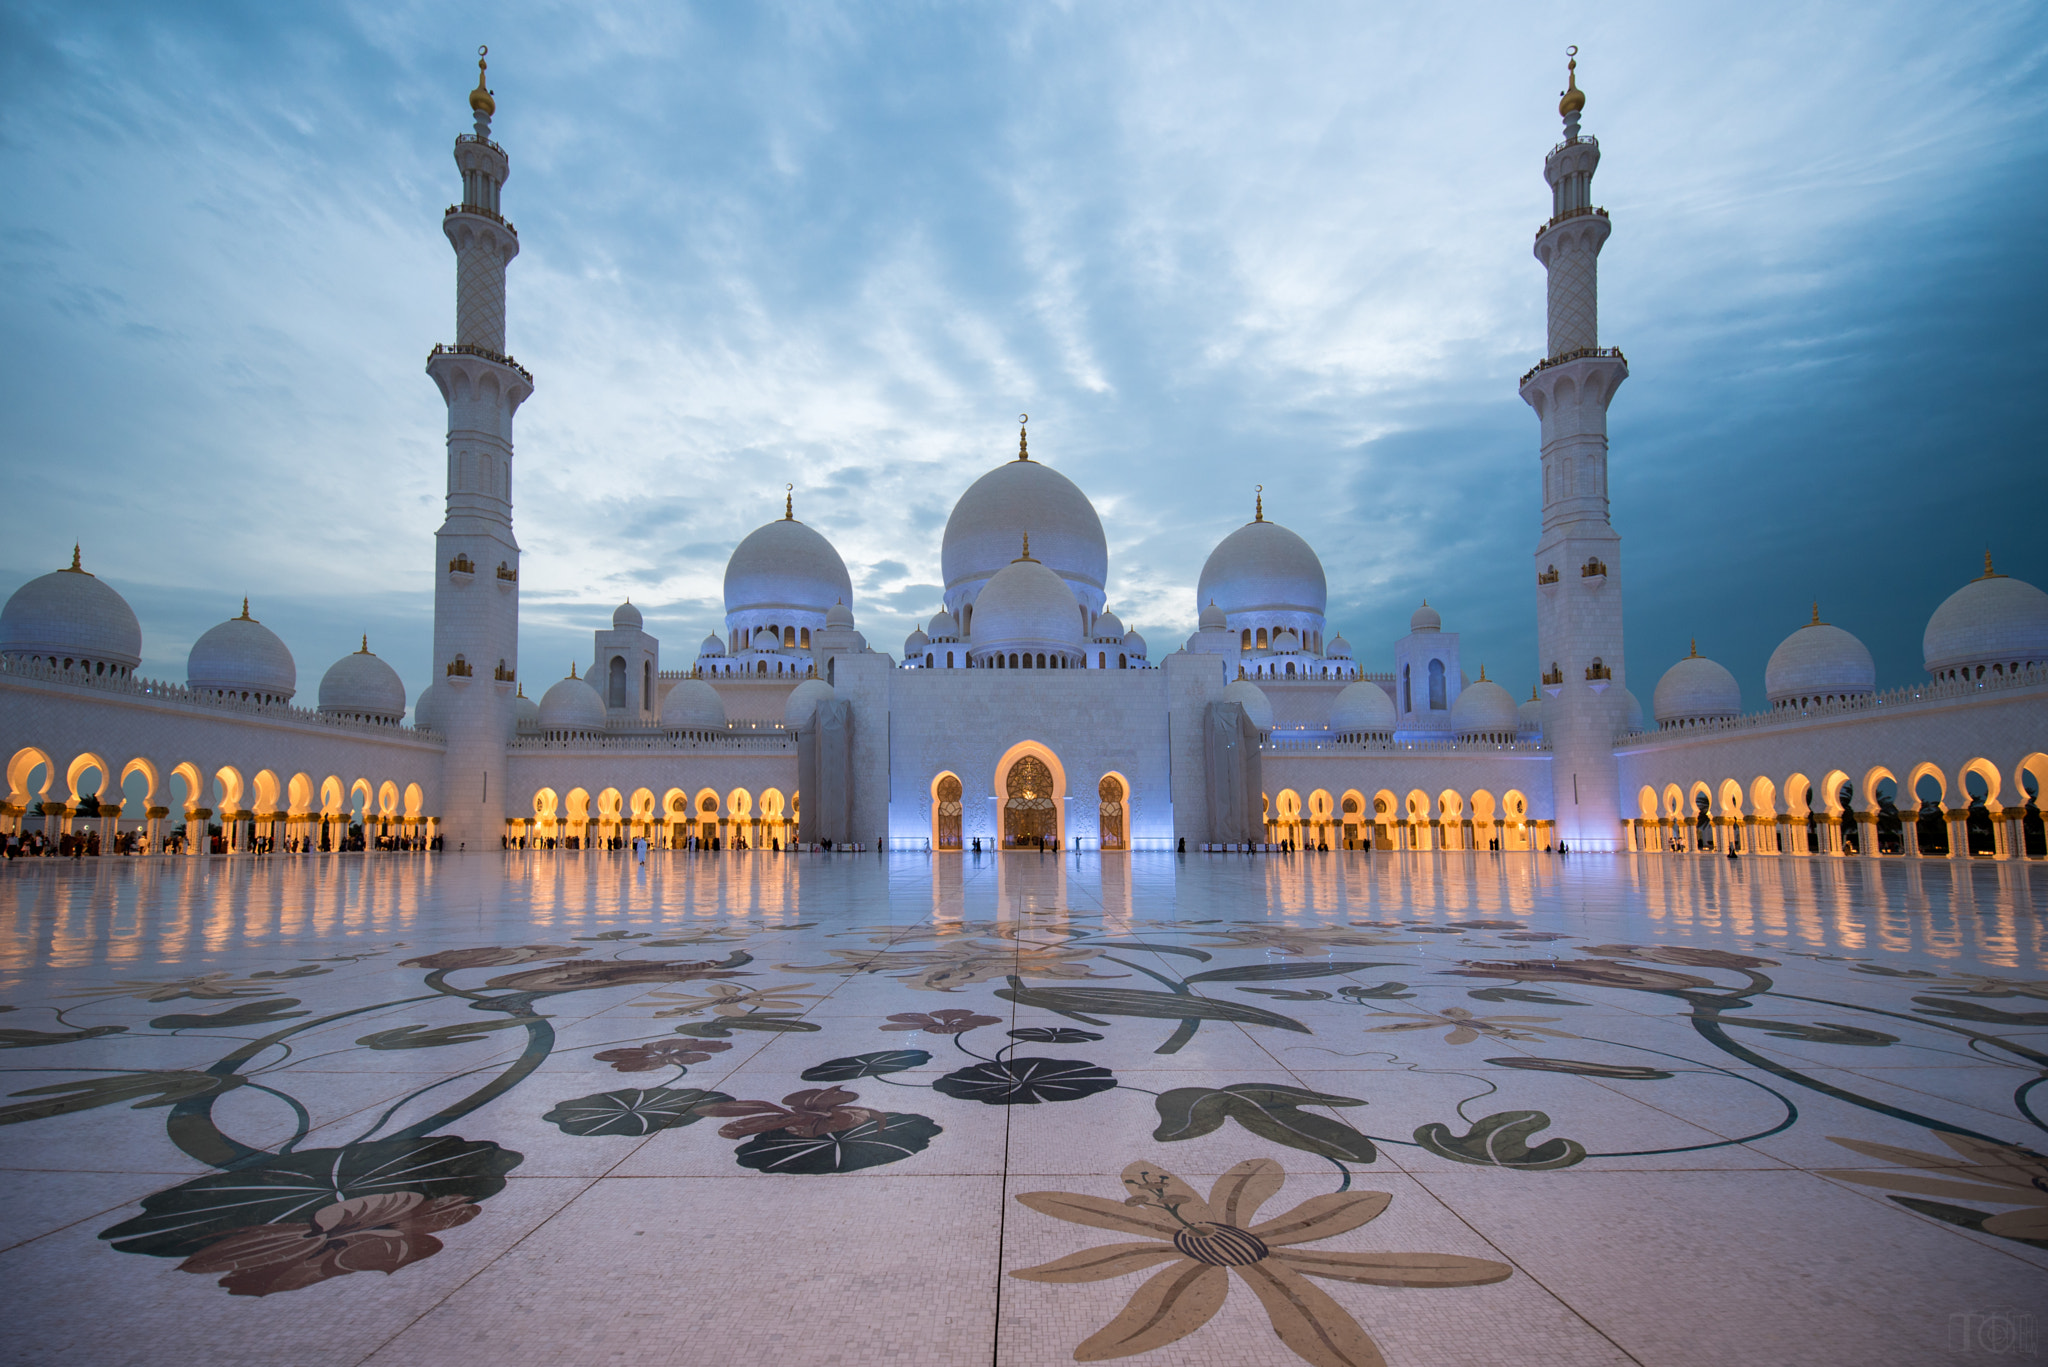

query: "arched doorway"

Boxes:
[934, 773, 963, 850]
[1004, 755, 1059, 848]
[1098, 774, 1127, 850]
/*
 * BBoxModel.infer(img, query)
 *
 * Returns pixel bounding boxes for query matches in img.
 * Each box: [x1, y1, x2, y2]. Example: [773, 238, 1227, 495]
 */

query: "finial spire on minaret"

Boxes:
[785, 484, 794, 520]
[470, 46, 495, 137]
[1017, 413, 1030, 462]
[1559, 46, 1585, 139]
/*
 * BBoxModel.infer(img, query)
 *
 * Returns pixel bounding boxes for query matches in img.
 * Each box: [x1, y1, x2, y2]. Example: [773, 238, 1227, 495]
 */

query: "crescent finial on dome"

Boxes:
[1559, 47, 1585, 117]
[1254, 484, 1264, 522]
[470, 46, 495, 117]
[785, 483, 794, 520]
[1017, 413, 1030, 462]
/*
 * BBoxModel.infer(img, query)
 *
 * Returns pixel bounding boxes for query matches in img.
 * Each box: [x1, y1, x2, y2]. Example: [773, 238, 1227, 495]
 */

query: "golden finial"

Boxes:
[1529, 683, 1540, 701]
[1017, 413, 1030, 462]
[1255, 484, 1264, 522]
[569, 660, 578, 679]
[359, 634, 371, 653]
[1559, 46, 1585, 116]
[470, 46, 495, 117]
[1017, 531, 1035, 562]
[64, 544, 89, 575]
[1809, 602, 1822, 627]
[517, 682, 526, 697]
[1689, 638, 1698, 658]
[1478, 663, 1489, 682]
[238, 597, 253, 621]
[1981, 549, 2002, 579]
[785, 483, 794, 520]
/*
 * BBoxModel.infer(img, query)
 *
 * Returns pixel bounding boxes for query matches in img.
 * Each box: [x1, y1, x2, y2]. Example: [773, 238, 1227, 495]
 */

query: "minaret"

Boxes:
[428, 48, 532, 850]
[1520, 50, 1628, 850]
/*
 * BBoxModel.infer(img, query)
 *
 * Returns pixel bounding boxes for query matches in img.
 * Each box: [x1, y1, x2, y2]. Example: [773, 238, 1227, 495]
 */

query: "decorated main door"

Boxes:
[1003, 756, 1058, 848]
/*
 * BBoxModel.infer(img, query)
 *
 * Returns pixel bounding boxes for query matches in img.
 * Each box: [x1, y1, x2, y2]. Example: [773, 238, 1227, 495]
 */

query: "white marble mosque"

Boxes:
[3, 55, 2046, 862]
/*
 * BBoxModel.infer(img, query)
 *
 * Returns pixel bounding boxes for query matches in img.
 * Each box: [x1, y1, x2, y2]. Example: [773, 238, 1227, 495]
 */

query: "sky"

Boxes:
[2, 1, 2044, 719]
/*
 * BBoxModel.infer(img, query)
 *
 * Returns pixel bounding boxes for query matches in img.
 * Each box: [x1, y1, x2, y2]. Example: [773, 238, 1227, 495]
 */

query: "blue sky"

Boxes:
[2, 1, 2043, 716]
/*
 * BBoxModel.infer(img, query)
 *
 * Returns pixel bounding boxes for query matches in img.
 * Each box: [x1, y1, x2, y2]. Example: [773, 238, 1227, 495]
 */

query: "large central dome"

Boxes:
[941, 447, 1107, 621]
[1197, 516, 1328, 620]
[724, 514, 854, 619]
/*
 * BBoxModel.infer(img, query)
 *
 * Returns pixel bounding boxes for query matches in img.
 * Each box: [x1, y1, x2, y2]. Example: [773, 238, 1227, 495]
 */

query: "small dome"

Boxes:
[904, 627, 930, 656]
[927, 609, 959, 639]
[942, 455, 1107, 613]
[1922, 558, 2048, 678]
[1325, 633, 1352, 659]
[1222, 679, 1274, 732]
[1271, 628, 1301, 653]
[696, 633, 726, 658]
[188, 602, 296, 701]
[0, 548, 143, 671]
[1409, 601, 1442, 633]
[1094, 609, 1125, 639]
[1197, 518, 1328, 622]
[1766, 608, 1876, 705]
[724, 514, 855, 621]
[1330, 681, 1396, 736]
[1122, 627, 1147, 655]
[317, 639, 406, 720]
[1653, 646, 1742, 727]
[538, 670, 608, 733]
[750, 626, 783, 651]
[784, 678, 836, 729]
[413, 680, 446, 732]
[512, 689, 540, 734]
[826, 598, 856, 629]
[613, 600, 643, 630]
[1619, 686, 1645, 734]
[970, 553, 1084, 654]
[661, 678, 728, 729]
[1198, 599, 1228, 631]
[1518, 691, 1544, 740]
[1450, 676, 1520, 738]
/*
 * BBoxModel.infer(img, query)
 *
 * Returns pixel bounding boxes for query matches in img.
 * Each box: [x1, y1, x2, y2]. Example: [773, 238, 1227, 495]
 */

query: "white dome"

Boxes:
[1197, 518, 1327, 620]
[1222, 679, 1274, 732]
[188, 604, 296, 701]
[784, 679, 836, 729]
[971, 554, 1085, 655]
[1619, 686, 1645, 734]
[724, 515, 854, 619]
[1330, 681, 1396, 735]
[927, 609, 958, 639]
[317, 640, 405, 720]
[1767, 610, 1876, 704]
[904, 627, 930, 656]
[538, 672, 608, 733]
[1326, 633, 1352, 659]
[1094, 609, 1125, 640]
[1198, 599, 1228, 631]
[1450, 677, 1519, 738]
[661, 678, 728, 729]
[942, 456, 1107, 613]
[1518, 692, 1544, 739]
[1654, 648, 1742, 726]
[750, 626, 782, 651]
[613, 600, 643, 630]
[0, 550, 143, 671]
[1272, 628, 1301, 653]
[1923, 561, 2048, 677]
[1122, 627, 1147, 655]
[1409, 601, 1442, 633]
[696, 633, 726, 658]
[512, 689, 540, 735]
[413, 681, 445, 731]
[826, 598, 856, 628]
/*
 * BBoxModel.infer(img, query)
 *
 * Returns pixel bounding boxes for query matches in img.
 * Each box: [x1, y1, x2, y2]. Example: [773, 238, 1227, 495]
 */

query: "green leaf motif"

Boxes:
[672, 1014, 821, 1038]
[995, 977, 1310, 1034]
[1, 1070, 242, 1126]
[1239, 988, 1332, 1001]
[1464, 986, 1588, 1007]
[933, 1058, 1118, 1105]
[732, 1112, 941, 1174]
[100, 1135, 521, 1258]
[150, 999, 307, 1031]
[0, 1024, 129, 1048]
[248, 965, 332, 981]
[1087, 941, 1213, 962]
[1152, 1083, 1376, 1164]
[801, 1050, 932, 1081]
[1887, 1197, 2048, 1251]
[1184, 961, 1395, 986]
[1718, 1017, 1897, 1047]
[1413, 1110, 1586, 1170]
[356, 1018, 529, 1050]
[544, 1087, 733, 1138]
[1339, 982, 1418, 1001]
[1485, 1056, 1674, 1080]
[1909, 997, 2048, 1028]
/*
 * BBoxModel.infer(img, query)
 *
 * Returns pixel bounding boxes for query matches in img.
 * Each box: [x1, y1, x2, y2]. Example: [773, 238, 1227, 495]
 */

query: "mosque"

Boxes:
[3, 56, 2045, 862]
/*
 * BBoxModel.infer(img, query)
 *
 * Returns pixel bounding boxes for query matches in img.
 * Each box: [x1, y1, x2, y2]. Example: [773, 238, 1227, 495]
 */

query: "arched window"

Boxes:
[642, 660, 651, 711]
[947, 651, 954, 668]
[1401, 664, 1412, 712]
[926, 653, 934, 668]
[1098, 652, 1106, 669]
[1241, 629, 1252, 650]
[606, 656, 627, 709]
[757, 660, 768, 676]
[1428, 659, 1446, 710]
[784, 626, 797, 647]
[1286, 661, 1296, 676]
[1119, 654, 1127, 669]
[800, 628, 810, 647]
[962, 604, 972, 635]
[1257, 627, 1269, 649]
[1008, 653, 1018, 669]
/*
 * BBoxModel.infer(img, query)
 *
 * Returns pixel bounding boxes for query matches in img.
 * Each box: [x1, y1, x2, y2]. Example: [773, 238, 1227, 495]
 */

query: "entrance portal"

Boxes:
[1098, 774, 1126, 849]
[935, 774, 963, 849]
[1004, 755, 1058, 848]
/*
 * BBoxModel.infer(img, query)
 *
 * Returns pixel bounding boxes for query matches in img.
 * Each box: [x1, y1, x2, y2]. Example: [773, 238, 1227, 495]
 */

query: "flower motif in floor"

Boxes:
[642, 981, 825, 1018]
[882, 1009, 1002, 1034]
[593, 1039, 733, 1072]
[700, 1086, 883, 1138]
[1825, 1132, 2048, 1242]
[1362, 1006, 1575, 1045]
[1446, 958, 1715, 993]
[175, 1191, 478, 1296]
[400, 944, 586, 971]
[1010, 1158, 1511, 1365]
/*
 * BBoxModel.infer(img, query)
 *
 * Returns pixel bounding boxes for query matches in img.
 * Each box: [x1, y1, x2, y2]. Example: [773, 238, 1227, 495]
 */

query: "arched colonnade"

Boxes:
[1265, 786, 1548, 852]
[520, 785, 795, 851]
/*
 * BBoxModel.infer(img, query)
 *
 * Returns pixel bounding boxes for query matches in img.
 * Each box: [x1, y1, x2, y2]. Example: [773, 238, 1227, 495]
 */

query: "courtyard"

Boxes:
[0, 849, 2043, 1366]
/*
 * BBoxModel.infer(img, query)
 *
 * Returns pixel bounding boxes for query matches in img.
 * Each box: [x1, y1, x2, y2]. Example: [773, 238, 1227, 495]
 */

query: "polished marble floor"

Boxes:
[1, 849, 2044, 1367]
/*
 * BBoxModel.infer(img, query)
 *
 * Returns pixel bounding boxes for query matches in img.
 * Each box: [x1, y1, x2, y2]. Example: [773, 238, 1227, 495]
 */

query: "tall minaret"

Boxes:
[1519, 50, 1628, 850]
[428, 48, 532, 850]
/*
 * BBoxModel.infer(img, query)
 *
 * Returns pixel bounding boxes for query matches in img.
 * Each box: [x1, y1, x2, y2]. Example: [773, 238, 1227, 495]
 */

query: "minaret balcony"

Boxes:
[427, 342, 534, 386]
[446, 203, 517, 234]
[1535, 205, 1608, 237]
[1519, 346, 1627, 389]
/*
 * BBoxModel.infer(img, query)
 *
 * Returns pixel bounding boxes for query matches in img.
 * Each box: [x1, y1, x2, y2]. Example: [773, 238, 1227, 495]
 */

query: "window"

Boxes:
[642, 661, 651, 711]
[926, 653, 934, 668]
[1099, 652, 1106, 669]
[1119, 654, 1127, 669]
[947, 651, 954, 668]
[1402, 664, 1412, 712]
[1009, 653, 1018, 669]
[608, 656, 627, 709]
[1428, 659, 1446, 710]
[1241, 629, 1252, 650]
[801, 628, 810, 647]
[784, 626, 797, 647]
[1257, 627, 1269, 649]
